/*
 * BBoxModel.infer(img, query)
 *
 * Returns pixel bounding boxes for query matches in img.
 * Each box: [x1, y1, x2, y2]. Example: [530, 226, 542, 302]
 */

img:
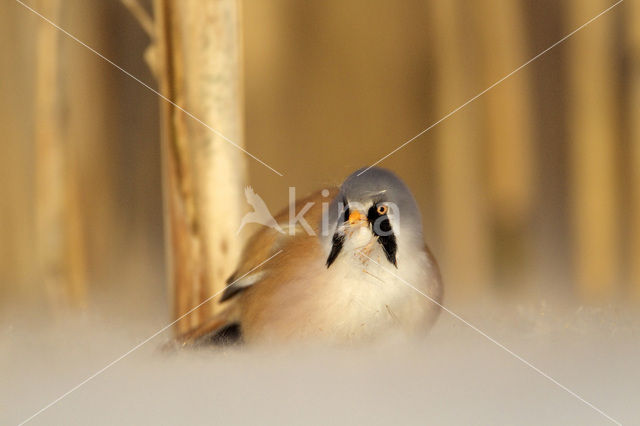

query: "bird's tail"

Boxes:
[172, 303, 242, 347]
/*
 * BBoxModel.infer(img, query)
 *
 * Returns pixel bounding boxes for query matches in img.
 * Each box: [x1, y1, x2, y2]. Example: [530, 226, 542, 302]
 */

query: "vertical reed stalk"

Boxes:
[429, 0, 490, 298]
[567, 0, 619, 300]
[629, 0, 640, 299]
[472, 0, 534, 288]
[151, 0, 246, 333]
[34, 0, 86, 310]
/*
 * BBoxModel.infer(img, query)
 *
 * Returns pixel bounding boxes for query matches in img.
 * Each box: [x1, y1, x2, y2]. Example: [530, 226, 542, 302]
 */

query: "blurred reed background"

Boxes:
[1, 0, 638, 321]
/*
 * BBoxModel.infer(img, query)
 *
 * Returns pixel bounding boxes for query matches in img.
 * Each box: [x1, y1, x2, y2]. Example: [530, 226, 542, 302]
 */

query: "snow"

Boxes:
[2, 295, 639, 425]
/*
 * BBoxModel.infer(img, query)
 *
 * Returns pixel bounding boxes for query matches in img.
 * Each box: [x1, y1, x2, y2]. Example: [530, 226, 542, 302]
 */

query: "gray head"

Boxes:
[323, 167, 423, 268]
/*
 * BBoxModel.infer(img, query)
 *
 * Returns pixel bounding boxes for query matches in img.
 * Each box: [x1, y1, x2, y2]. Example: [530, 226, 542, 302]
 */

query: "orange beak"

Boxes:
[348, 209, 365, 225]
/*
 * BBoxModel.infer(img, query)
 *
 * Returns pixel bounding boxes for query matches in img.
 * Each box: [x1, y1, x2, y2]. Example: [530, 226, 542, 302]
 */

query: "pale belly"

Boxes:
[241, 250, 441, 344]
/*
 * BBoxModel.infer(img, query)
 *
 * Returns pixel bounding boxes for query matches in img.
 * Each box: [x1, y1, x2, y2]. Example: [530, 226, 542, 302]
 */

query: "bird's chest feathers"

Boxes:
[319, 248, 420, 333]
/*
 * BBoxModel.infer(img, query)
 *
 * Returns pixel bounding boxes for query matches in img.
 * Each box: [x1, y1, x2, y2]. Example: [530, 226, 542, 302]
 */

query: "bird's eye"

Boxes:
[376, 204, 388, 215]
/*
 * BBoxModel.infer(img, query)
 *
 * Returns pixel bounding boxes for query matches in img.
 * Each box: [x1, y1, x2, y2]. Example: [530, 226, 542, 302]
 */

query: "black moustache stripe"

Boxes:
[326, 232, 344, 267]
[369, 213, 397, 267]
[327, 203, 397, 268]
[377, 233, 397, 267]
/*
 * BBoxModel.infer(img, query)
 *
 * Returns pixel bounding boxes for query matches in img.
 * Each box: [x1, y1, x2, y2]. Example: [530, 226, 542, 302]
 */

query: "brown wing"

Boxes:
[219, 187, 338, 302]
[176, 187, 338, 346]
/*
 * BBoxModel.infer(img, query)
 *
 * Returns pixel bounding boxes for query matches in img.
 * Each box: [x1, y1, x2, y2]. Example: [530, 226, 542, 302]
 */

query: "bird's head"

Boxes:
[323, 167, 423, 268]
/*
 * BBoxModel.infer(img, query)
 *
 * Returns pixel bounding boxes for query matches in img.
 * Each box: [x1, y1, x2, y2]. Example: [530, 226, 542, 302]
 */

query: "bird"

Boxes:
[178, 167, 443, 345]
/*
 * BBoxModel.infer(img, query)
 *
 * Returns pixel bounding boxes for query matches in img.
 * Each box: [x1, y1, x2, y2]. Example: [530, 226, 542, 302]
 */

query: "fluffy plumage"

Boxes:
[178, 167, 442, 345]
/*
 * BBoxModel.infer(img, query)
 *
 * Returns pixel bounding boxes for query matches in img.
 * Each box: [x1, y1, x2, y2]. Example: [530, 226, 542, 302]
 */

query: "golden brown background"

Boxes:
[1, 0, 639, 317]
